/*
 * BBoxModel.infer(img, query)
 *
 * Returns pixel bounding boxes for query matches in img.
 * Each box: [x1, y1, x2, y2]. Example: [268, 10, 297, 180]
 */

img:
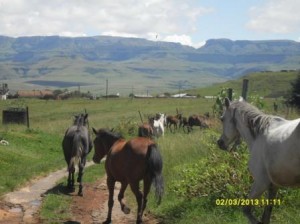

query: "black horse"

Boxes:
[62, 113, 93, 196]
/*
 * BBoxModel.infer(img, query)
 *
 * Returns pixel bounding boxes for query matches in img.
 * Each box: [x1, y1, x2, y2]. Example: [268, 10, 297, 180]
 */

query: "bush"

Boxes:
[171, 133, 251, 203]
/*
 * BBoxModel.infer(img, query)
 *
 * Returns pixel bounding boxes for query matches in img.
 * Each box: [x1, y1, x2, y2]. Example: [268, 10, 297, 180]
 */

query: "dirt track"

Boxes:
[0, 163, 159, 223]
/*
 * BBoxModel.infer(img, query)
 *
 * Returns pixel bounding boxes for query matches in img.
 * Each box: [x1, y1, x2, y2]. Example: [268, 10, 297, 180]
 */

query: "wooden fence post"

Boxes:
[227, 88, 233, 101]
[242, 79, 249, 101]
[26, 106, 30, 129]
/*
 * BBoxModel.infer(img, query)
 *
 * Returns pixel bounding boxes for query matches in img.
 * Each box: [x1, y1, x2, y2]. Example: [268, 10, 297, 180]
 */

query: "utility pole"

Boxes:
[106, 79, 108, 100]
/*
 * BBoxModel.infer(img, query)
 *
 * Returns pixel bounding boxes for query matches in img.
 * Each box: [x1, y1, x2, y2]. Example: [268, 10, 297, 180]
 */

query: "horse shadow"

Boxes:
[42, 182, 78, 197]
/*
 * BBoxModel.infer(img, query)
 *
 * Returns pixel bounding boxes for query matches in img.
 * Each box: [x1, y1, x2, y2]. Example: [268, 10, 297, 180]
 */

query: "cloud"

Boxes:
[247, 0, 300, 34]
[163, 34, 206, 48]
[0, 0, 211, 47]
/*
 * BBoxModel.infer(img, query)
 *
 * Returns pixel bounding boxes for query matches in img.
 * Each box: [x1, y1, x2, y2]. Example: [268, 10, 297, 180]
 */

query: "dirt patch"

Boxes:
[0, 201, 23, 224]
[69, 177, 160, 224]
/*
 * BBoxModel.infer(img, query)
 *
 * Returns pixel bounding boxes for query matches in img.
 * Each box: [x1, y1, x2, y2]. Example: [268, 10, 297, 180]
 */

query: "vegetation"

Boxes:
[188, 70, 299, 98]
[286, 72, 300, 111]
[1, 76, 300, 223]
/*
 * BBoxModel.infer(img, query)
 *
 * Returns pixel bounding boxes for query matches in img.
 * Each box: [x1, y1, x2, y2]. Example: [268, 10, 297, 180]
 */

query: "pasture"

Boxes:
[0, 97, 300, 223]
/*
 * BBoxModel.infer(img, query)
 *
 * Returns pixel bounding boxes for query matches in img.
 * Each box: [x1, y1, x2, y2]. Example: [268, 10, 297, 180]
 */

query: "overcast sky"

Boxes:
[0, 0, 299, 48]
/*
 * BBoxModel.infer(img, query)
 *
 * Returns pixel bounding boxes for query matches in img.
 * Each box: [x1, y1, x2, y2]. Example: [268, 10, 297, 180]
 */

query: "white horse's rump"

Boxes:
[217, 98, 300, 224]
[152, 113, 165, 138]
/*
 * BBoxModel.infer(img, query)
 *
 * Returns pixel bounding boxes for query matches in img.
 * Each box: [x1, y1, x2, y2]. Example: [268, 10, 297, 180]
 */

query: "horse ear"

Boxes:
[92, 128, 97, 135]
[110, 128, 114, 132]
[225, 97, 231, 108]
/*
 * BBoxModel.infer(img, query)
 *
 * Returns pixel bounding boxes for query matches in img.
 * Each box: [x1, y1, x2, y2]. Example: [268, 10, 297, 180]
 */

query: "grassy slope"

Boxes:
[188, 70, 299, 98]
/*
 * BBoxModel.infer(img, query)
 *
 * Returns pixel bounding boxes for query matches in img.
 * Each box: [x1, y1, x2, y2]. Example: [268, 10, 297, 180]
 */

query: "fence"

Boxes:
[2, 106, 30, 128]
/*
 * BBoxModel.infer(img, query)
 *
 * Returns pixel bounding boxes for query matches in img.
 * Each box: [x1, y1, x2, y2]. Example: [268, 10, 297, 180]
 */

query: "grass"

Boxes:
[187, 70, 299, 98]
[1, 96, 300, 223]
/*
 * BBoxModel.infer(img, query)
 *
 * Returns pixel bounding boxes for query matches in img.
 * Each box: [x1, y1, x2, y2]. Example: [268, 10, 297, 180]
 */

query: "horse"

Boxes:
[138, 122, 154, 138]
[152, 113, 165, 137]
[217, 97, 300, 224]
[166, 114, 182, 133]
[62, 113, 93, 196]
[92, 128, 164, 224]
[185, 114, 209, 132]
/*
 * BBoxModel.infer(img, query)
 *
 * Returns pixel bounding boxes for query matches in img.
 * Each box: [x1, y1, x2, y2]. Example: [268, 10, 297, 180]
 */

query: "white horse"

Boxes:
[217, 97, 300, 224]
[153, 113, 165, 138]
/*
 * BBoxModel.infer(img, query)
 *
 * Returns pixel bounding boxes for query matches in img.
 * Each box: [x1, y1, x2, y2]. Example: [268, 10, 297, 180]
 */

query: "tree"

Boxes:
[286, 73, 300, 110]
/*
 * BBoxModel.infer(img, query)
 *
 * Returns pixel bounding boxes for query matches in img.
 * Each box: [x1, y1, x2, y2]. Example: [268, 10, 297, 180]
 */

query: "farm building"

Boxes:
[17, 89, 54, 98]
[0, 83, 9, 100]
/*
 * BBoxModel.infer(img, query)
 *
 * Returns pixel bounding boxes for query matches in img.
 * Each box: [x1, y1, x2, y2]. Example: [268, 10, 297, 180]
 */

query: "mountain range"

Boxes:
[0, 35, 299, 95]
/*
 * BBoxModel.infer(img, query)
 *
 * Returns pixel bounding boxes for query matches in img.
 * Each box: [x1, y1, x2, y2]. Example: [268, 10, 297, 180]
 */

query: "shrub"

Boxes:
[171, 132, 251, 203]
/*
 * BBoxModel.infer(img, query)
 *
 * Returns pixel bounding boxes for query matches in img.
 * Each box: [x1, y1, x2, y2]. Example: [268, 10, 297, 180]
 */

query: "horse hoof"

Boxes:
[103, 219, 112, 224]
[78, 192, 83, 197]
[123, 206, 131, 214]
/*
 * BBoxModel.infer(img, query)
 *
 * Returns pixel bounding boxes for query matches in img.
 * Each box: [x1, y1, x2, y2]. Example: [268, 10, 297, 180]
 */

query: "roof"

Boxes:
[17, 89, 54, 97]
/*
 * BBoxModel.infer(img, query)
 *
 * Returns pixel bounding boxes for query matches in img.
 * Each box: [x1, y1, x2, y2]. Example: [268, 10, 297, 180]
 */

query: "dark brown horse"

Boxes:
[92, 128, 164, 224]
[185, 114, 209, 132]
[138, 122, 154, 138]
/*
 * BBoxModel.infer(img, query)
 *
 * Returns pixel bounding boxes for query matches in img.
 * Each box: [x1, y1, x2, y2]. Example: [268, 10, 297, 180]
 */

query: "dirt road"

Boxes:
[0, 163, 159, 223]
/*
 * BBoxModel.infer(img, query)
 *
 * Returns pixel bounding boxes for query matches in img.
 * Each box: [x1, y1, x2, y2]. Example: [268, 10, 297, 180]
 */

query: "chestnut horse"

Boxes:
[166, 114, 182, 132]
[138, 122, 154, 138]
[92, 128, 164, 224]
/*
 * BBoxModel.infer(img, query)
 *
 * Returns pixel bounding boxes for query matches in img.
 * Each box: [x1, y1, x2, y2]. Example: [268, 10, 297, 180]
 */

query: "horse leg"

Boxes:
[130, 182, 143, 224]
[118, 182, 130, 214]
[67, 164, 75, 191]
[77, 156, 87, 196]
[104, 177, 115, 224]
[142, 176, 152, 217]
[261, 184, 278, 224]
[243, 179, 270, 224]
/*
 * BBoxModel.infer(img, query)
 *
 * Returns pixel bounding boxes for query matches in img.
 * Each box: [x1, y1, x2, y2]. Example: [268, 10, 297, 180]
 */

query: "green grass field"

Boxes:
[1, 95, 300, 223]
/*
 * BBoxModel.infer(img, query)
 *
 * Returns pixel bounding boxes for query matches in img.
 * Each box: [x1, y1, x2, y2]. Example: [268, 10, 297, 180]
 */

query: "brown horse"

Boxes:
[92, 128, 164, 224]
[166, 114, 182, 132]
[185, 114, 209, 132]
[138, 122, 154, 138]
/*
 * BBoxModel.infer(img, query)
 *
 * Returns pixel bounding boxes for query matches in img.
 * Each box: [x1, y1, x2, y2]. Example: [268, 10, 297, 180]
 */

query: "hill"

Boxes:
[0, 36, 299, 95]
[188, 70, 299, 98]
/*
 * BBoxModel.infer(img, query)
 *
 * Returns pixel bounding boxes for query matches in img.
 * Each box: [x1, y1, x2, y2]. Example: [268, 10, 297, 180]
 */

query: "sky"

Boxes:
[0, 0, 299, 48]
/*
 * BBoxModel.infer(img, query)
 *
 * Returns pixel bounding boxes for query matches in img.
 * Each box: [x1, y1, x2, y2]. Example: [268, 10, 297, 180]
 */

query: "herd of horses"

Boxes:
[138, 112, 210, 138]
[62, 99, 300, 224]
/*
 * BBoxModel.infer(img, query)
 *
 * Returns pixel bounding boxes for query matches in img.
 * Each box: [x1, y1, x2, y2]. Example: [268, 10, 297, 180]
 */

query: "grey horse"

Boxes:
[62, 113, 93, 196]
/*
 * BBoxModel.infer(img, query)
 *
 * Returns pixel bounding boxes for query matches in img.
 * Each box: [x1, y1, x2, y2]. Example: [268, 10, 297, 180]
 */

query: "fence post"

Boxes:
[26, 106, 30, 128]
[242, 79, 249, 101]
[227, 88, 233, 101]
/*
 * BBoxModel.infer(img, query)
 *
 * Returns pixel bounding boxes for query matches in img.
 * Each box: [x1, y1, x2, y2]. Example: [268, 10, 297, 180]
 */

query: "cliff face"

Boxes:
[0, 36, 299, 91]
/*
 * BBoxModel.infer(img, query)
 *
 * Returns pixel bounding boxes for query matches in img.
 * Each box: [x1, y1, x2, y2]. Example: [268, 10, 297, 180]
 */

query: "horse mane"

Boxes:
[73, 113, 89, 130]
[231, 101, 284, 138]
[96, 128, 123, 140]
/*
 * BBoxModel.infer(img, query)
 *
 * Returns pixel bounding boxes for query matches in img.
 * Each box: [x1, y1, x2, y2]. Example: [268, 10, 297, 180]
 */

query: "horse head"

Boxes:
[217, 97, 240, 150]
[92, 128, 122, 163]
[92, 128, 109, 163]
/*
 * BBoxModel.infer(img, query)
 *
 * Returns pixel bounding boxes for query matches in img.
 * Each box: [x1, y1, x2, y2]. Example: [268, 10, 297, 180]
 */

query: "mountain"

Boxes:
[0, 36, 299, 95]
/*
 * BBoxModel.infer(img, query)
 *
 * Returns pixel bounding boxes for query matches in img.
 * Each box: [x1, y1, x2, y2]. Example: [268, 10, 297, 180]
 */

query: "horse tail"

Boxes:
[147, 143, 164, 204]
[69, 132, 83, 171]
